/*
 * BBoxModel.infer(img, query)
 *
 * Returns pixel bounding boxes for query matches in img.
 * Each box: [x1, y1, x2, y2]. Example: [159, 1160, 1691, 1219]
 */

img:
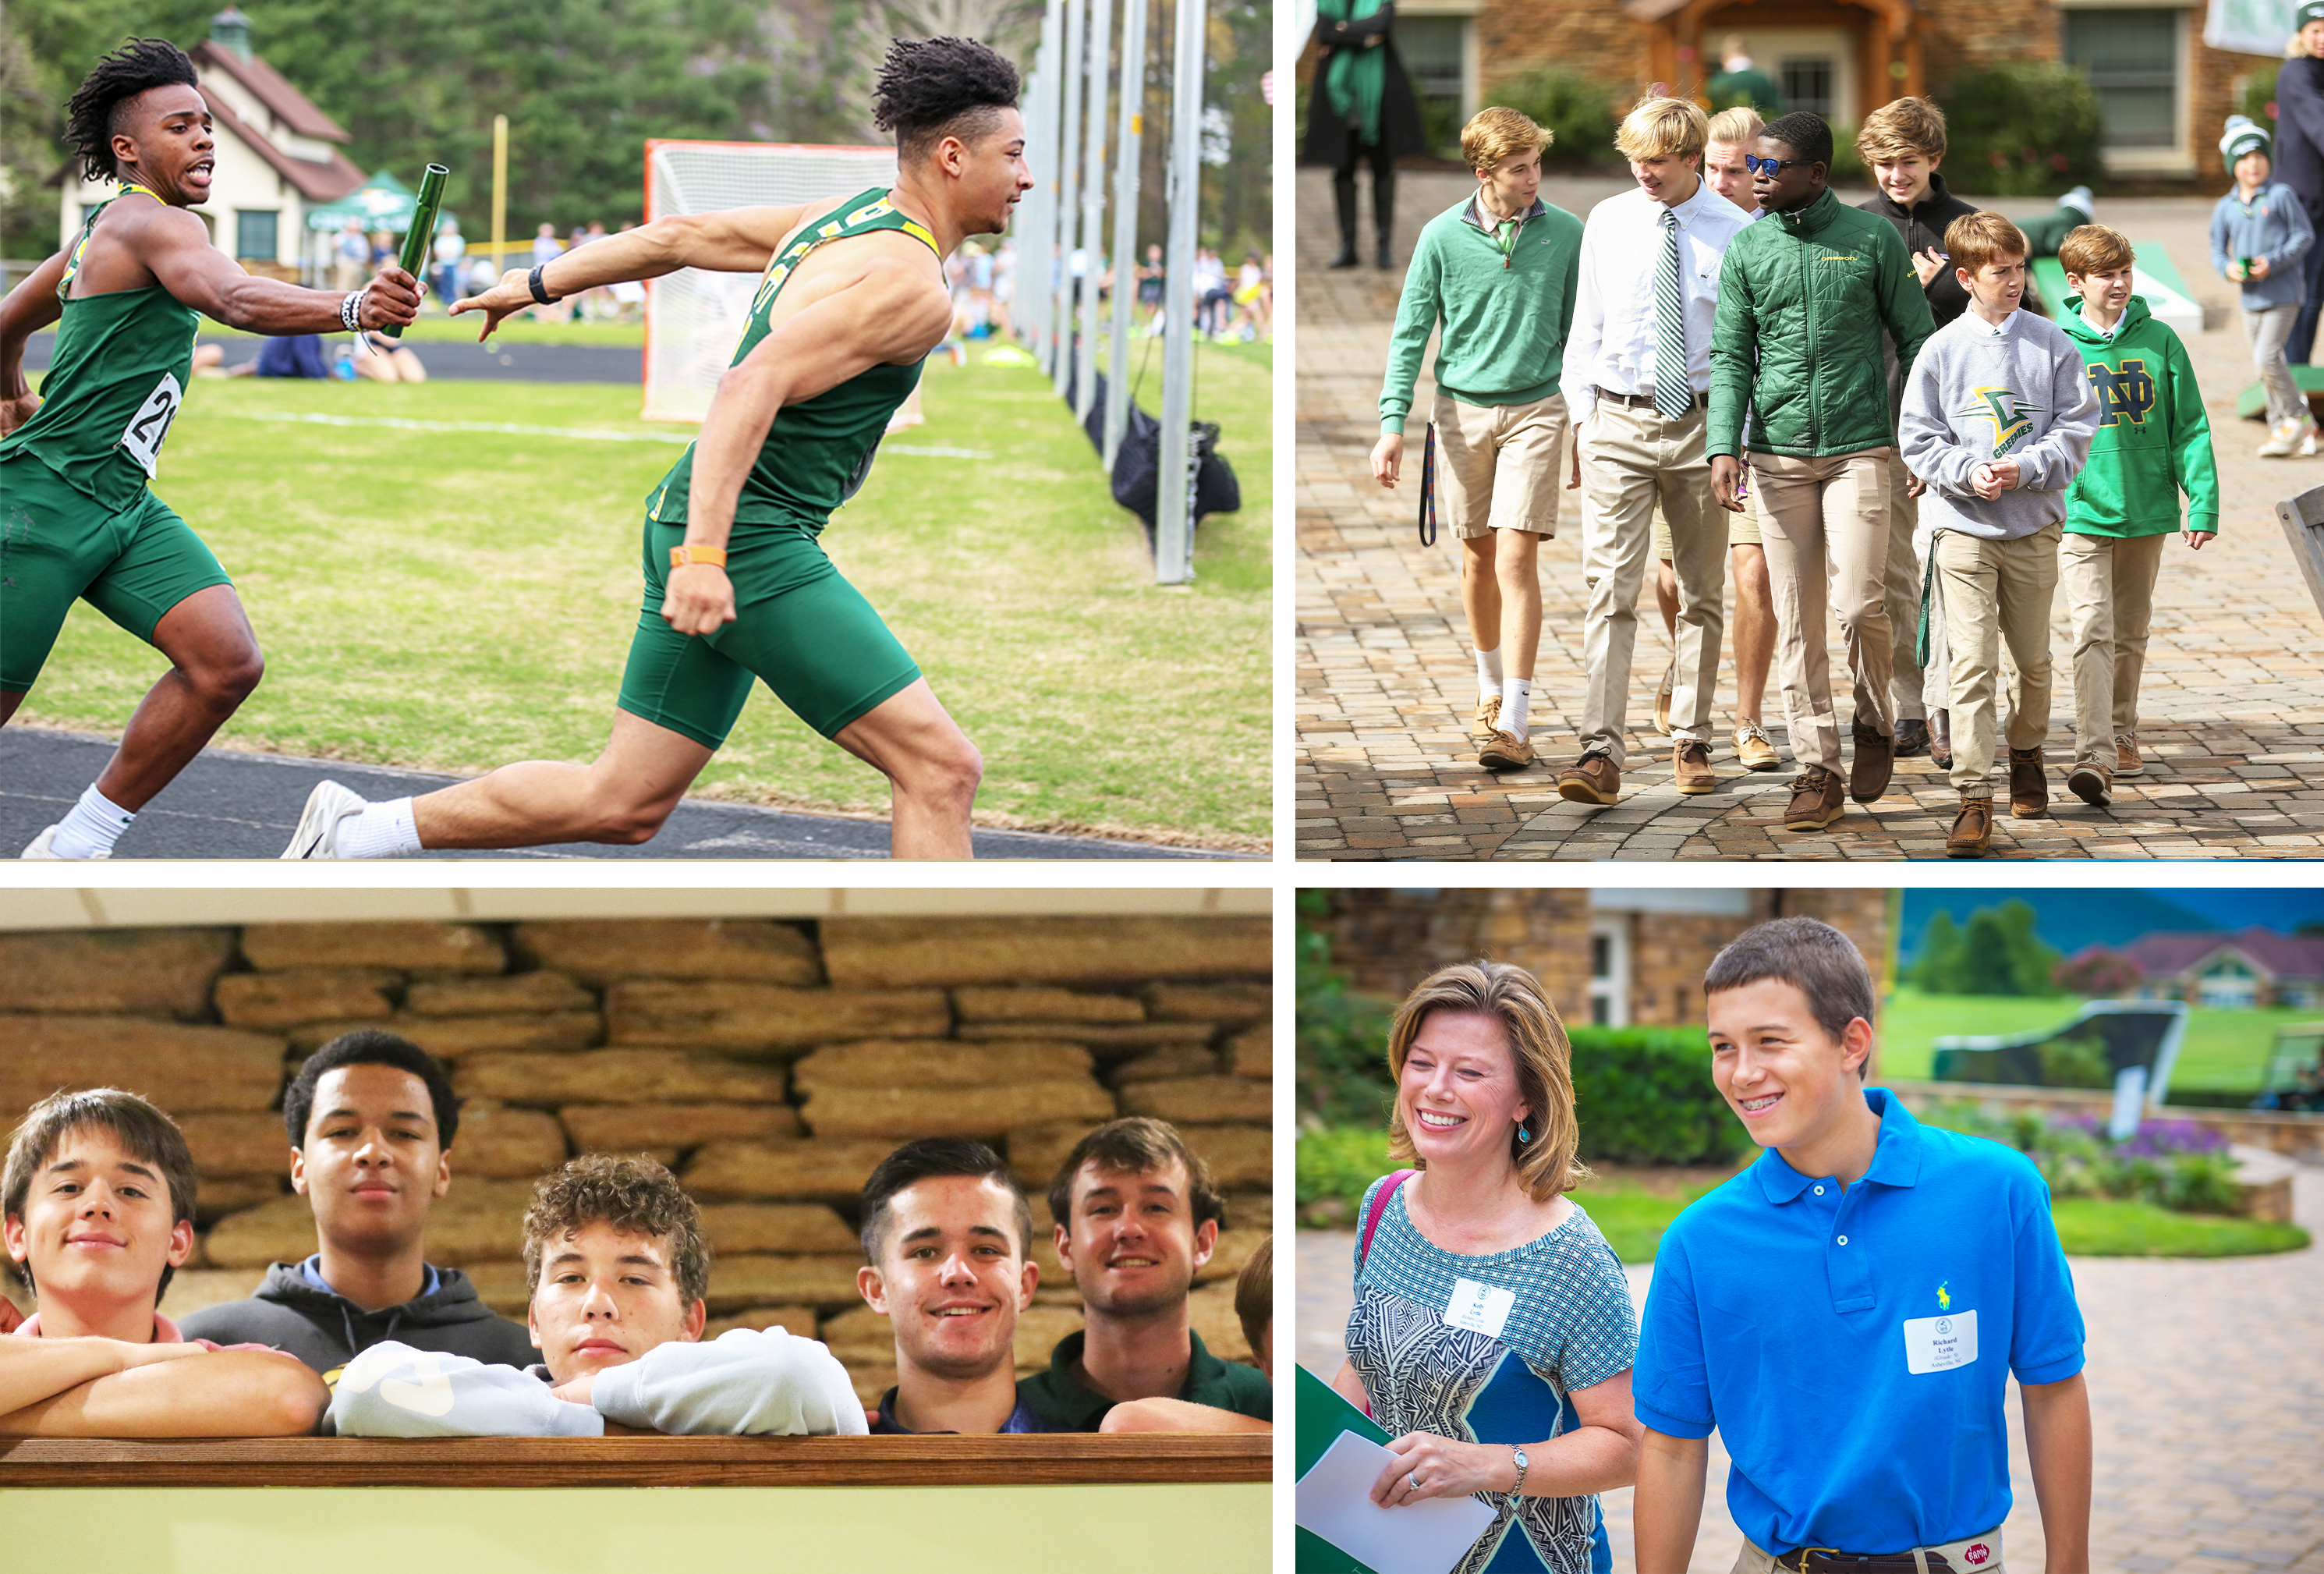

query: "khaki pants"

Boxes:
[1883, 449, 1927, 722]
[1752, 448, 1895, 774]
[1732, 1532, 2004, 1574]
[1578, 402, 1727, 761]
[2060, 530, 2168, 765]
[1434, 388, 1569, 538]
[1936, 523, 2061, 796]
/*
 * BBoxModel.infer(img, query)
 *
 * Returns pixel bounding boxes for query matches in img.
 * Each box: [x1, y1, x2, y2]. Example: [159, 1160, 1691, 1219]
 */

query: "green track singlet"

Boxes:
[1, 197, 201, 512]
[645, 187, 939, 530]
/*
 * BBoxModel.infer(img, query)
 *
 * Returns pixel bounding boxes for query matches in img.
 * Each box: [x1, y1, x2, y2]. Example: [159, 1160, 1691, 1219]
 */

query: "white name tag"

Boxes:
[1902, 1310, 1978, 1374]
[1444, 1277, 1515, 1340]
[117, 372, 184, 477]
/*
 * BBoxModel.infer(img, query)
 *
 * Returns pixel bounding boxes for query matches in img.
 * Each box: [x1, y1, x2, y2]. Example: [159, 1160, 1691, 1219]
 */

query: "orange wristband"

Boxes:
[669, 545, 728, 569]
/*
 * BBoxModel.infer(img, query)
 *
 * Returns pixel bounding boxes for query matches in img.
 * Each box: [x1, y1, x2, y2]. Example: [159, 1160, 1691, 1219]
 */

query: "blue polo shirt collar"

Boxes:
[1752, 1086, 1925, 1204]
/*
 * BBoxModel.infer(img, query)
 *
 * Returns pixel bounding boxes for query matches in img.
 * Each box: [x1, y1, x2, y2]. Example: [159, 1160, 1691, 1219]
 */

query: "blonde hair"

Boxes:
[1947, 211, 2029, 277]
[1384, 961, 1592, 1204]
[1617, 96, 1707, 162]
[1461, 106, 1551, 175]
[1857, 95, 1947, 165]
[1706, 106, 1764, 148]
[2058, 223, 2134, 278]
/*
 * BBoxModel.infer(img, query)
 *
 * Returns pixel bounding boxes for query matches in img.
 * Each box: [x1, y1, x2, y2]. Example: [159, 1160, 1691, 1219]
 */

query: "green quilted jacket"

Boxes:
[1707, 186, 1936, 460]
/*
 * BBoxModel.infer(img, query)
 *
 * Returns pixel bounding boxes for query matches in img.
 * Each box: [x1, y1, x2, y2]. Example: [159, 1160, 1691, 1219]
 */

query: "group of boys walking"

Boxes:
[1376, 94, 2217, 856]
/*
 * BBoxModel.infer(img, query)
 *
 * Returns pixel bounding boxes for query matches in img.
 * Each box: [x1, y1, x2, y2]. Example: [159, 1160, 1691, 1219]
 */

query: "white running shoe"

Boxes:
[280, 780, 368, 859]
[2260, 418, 2303, 458]
[18, 824, 106, 860]
[2302, 417, 2319, 458]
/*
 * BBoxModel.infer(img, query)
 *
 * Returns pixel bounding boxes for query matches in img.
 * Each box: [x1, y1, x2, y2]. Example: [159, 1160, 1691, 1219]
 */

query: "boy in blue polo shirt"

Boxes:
[1631, 917, 2089, 1573]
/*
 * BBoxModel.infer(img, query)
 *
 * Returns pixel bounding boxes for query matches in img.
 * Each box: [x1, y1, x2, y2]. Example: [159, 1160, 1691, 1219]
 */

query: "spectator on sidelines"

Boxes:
[1558, 97, 1752, 805]
[333, 218, 367, 291]
[2270, 0, 2324, 361]
[1706, 36, 1784, 114]
[2057, 222, 2219, 803]
[1371, 106, 1583, 771]
[2212, 116, 2318, 457]
[1899, 212, 2097, 856]
[432, 217, 464, 312]
[1646, 105, 1783, 774]
[1707, 111, 1934, 832]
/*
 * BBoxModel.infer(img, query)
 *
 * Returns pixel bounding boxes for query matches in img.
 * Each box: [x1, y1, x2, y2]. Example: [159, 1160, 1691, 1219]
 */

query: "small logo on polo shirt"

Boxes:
[1964, 1544, 1992, 1565]
[1937, 1281, 1952, 1312]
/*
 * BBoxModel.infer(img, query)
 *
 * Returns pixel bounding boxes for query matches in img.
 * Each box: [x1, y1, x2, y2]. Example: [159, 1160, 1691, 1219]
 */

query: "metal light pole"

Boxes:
[1102, 0, 1148, 470]
[1153, 0, 1205, 584]
[1020, 3, 1063, 367]
[1074, 0, 1111, 424]
[1051, 0, 1085, 398]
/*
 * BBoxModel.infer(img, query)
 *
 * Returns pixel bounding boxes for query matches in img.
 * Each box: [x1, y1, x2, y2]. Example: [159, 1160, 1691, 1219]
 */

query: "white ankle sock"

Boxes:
[1500, 678, 1532, 739]
[336, 798, 422, 860]
[50, 783, 136, 859]
[1475, 646, 1503, 705]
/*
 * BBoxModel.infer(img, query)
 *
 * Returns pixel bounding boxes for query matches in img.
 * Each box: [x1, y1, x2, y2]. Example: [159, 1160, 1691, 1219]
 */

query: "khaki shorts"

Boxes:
[1431, 388, 1569, 539]
[1653, 486, 1761, 557]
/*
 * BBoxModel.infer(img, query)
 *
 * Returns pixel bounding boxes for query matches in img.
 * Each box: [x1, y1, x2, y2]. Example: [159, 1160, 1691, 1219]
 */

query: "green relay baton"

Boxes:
[385, 163, 450, 341]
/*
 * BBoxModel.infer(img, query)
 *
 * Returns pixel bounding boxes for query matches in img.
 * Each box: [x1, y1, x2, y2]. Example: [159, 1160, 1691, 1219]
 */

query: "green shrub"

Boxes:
[2245, 62, 2281, 127]
[1294, 893, 1396, 1127]
[1916, 1101, 2246, 1213]
[1939, 63, 2104, 197]
[1493, 70, 1623, 168]
[1297, 1124, 1393, 1225]
[1568, 1026, 1751, 1167]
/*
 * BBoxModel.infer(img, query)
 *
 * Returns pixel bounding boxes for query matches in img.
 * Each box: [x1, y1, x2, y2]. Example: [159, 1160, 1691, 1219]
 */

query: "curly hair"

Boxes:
[522, 1154, 710, 1308]
[66, 37, 200, 184]
[871, 36, 1022, 162]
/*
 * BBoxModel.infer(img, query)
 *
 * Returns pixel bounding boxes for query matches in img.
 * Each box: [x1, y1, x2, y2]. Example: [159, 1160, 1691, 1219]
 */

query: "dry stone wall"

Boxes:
[0, 916, 1273, 1403]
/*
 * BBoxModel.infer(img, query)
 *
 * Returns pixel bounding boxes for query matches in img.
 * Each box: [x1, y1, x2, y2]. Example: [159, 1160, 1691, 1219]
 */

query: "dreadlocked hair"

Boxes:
[67, 38, 199, 183]
[871, 37, 1021, 162]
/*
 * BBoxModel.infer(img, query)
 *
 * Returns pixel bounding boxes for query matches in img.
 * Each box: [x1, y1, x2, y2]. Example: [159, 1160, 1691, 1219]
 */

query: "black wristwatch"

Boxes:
[528, 263, 560, 304]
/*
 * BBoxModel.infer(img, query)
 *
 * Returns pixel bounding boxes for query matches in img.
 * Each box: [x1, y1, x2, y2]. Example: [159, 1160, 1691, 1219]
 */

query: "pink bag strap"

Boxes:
[1359, 1169, 1419, 1268]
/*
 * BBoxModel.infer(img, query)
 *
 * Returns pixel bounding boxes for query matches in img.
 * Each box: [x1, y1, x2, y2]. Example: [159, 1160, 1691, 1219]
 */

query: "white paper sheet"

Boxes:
[1294, 1430, 1500, 1574]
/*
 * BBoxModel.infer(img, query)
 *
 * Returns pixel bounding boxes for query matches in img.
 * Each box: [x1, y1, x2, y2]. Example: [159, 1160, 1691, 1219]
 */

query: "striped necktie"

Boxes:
[1655, 207, 1690, 419]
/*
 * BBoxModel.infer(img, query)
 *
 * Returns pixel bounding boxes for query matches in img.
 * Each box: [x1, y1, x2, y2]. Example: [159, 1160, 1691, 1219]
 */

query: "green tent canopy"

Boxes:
[305, 169, 457, 235]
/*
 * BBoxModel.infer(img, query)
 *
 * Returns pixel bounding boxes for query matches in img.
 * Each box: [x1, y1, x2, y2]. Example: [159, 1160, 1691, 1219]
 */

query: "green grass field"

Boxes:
[1879, 987, 2294, 1092]
[19, 339, 1270, 845]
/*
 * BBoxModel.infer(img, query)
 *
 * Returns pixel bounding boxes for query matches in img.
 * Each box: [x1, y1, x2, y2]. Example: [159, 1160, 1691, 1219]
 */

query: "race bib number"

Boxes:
[1902, 1310, 1978, 1374]
[1444, 1277, 1515, 1340]
[117, 373, 183, 477]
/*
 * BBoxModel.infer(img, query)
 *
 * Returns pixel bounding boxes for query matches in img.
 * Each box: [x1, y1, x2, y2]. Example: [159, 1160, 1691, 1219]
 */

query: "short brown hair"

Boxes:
[1857, 96, 1947, 165]
[1706, 106, 1764, 148]
[1385, 962, 1591, 1204]
[1616, 96, 1706, 162]
[1946, 211, 2028, 277]
[2, 1088, 197, 1298]
[1702, 917, 1877, 1072]
[1461, 106, 1550, 175]
[1046, 1116, 1227, 1235]
[1234, 1235, 1272, 1361]
[523, 1154, 710, 1308]
[2058, 223, 2135, 278]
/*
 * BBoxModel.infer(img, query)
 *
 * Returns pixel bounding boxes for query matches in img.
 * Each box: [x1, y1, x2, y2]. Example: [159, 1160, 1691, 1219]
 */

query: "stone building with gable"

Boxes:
[52, 8, 365, 278]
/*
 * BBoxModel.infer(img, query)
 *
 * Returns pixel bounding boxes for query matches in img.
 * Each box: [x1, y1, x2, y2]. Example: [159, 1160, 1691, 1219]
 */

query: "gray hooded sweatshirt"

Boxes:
[1899, 307, 2097, 542]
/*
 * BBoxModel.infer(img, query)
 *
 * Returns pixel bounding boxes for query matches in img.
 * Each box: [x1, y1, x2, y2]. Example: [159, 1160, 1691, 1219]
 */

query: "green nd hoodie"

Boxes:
[2060, 292, 2219, 537]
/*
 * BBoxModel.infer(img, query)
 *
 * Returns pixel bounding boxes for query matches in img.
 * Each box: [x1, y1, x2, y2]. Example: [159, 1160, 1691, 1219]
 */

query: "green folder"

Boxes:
[1295, 1363, 1393, 1573]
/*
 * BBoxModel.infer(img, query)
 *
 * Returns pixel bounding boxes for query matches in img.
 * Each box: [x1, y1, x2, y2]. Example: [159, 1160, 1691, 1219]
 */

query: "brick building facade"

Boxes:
[0, 914, 1272, 1405]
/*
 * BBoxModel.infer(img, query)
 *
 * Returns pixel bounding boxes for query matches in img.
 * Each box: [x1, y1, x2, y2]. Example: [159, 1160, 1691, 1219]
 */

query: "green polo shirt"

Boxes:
[1018, 1329, 1274, 1430]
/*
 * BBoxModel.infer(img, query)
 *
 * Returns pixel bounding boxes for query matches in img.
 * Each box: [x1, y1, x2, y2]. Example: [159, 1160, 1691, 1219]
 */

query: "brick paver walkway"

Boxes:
[1296, 168, 2324, 859]
[1295, 1164, 2324, 1572]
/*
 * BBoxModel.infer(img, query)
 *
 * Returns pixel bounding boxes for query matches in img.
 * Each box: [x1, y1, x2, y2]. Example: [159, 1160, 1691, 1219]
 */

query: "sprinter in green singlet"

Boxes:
[284, 36, 1030, 860]
[0, 38, 420, 860]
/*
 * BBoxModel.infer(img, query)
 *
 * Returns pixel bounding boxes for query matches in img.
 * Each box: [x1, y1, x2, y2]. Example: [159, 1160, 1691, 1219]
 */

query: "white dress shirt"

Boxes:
[1562, 177, 1755, 425]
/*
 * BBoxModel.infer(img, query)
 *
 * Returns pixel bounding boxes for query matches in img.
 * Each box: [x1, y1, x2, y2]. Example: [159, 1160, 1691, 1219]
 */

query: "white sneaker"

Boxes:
[18, 824, 107, 860]
[2260, 418, 2302, 458]
[280, 780, 367, 859]
[2302, 418, 2319, 458]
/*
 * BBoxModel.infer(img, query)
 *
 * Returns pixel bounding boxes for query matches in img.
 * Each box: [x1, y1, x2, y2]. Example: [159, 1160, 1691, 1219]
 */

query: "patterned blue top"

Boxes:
[1348, 1174, 1638, 1574]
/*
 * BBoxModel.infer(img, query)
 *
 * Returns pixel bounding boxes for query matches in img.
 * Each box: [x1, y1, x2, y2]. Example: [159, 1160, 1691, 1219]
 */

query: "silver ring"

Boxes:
[1409, 1473, 1423, 1492]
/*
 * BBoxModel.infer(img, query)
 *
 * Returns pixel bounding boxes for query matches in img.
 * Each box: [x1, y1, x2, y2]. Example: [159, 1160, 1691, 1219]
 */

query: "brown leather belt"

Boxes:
[1592, 384, 1708, 412]
[1776, 1553, 1954, 1574]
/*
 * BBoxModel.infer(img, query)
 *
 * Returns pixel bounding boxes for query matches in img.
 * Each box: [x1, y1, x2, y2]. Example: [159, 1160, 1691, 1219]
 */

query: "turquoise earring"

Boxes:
[1518, 1124, 1532, 1143]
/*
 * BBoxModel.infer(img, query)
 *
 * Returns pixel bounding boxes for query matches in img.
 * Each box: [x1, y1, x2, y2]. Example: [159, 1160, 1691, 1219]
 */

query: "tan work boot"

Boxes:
[1470, 694, 1502, 743]
[1947, 796, 1993, 857]
[1674, 738, 1716, 794]
[1557, 751, 1621, 804]
[2115, 734, 2145, 776]
[1478, 729, 1536, 770]
[2008, 746, 2048, 818]
[1783, 767, 1845, 831]
[2066, 759, 2113, 806]
[1732, 718, 1780, 771]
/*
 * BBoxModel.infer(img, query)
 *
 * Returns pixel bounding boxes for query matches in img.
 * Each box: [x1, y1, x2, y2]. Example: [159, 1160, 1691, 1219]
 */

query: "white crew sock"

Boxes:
[335, 797, 423, 860]
[1500, 678, 1532, 739]
[1475, 646, 1503, 705]
[49, 783, 136, 859]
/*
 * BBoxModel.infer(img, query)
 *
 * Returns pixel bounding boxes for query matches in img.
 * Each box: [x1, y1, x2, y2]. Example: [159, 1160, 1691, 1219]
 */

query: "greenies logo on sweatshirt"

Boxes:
[2088, 359, 2156, 429]
[1957, 386, 2039, 457]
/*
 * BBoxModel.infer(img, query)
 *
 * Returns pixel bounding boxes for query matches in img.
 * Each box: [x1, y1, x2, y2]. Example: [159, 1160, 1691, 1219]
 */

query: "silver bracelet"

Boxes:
[1509, 1444, 1529, 1495]
[340, 289, 367, 331]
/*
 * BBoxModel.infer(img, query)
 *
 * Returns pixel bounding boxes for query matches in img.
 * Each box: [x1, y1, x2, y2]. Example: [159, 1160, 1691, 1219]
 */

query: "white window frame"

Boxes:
[1588, 916, 1631, 1029]
[2057, 0, 2195, 175]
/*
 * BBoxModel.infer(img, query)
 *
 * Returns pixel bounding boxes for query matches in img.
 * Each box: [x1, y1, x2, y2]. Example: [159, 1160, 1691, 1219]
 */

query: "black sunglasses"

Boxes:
[1744, 154, 1809, 175]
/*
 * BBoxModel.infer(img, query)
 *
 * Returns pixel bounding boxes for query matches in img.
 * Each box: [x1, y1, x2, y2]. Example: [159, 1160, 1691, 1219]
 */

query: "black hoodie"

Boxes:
[179, 1260, 540, 1376]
